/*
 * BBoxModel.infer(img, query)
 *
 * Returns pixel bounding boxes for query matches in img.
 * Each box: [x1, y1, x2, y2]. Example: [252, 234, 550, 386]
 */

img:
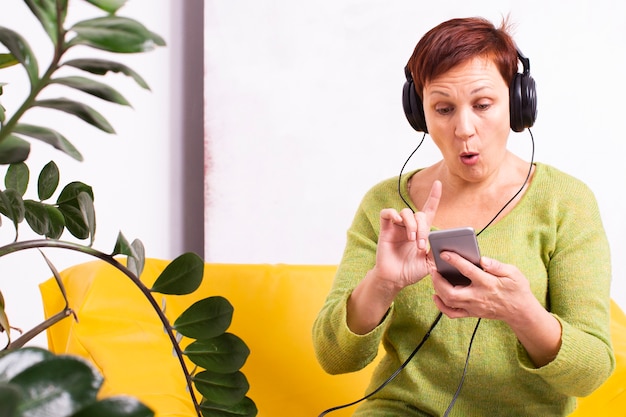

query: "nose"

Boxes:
[454, 107, 476, 140]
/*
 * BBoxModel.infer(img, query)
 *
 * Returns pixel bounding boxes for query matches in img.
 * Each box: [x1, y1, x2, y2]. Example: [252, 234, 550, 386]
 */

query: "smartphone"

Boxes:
[428, 227, 481, 286]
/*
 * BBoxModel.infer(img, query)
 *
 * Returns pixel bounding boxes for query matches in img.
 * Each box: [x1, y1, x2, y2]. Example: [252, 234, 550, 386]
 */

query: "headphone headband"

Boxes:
[402, 50, 537, 133]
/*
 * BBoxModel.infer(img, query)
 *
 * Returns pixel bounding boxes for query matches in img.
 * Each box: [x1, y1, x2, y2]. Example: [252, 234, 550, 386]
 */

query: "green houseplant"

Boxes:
[0, 1, 257, 416]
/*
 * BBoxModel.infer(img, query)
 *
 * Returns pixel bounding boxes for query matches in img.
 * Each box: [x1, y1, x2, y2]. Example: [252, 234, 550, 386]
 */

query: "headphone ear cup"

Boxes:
[402, 76, 428, 133]
[509, 72, 537, 132]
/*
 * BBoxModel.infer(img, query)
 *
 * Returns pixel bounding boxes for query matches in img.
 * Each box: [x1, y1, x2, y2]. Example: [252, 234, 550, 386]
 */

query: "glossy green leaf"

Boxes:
[58, 204, 89, 240]
[24, 0, 68, 44]
[77, 191, 96, 245]
[199, 396, 257, 417]
[70, 396, 154, 417]
[44, 204, 65, 239]
[63, 58, 150, 89]
[51, 76, 131, 106]
[38, 161, 60, 201]
[82, 0, 128, 14]
[150, 252, 204, 295]
[193, 370, 249, 406]
[112, 231, 137, 257]
[0, 189, 25, 224]
[10, 355, 103, 416]
[174, 296, 233, 339]
[69, 16, 166, 53]
[0, 135, 31, 165]
[184, 333, 250, 374]
[57, 181, 94, 207]
[0, 53, 19, 69]
[24, 200, 49, 235]
[0, 347, 53, 381]
[5, 162, 29, 196]
[0, 384, 21, 416]
[34, 98, 115, 133]
[0, 27, 39, 86]
[13, 124, 83, 161]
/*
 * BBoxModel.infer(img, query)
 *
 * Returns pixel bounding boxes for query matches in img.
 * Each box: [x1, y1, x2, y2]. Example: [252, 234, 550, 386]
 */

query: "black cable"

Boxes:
[317, 311, 443, 417]
[318, 128, 536, 416]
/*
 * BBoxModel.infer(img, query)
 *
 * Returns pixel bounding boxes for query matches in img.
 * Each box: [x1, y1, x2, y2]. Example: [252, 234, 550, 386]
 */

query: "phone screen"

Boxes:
[428, 227, 481, 286]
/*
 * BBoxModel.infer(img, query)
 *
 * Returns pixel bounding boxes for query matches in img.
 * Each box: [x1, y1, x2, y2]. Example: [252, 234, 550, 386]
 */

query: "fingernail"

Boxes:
[410, 232, 416, 241]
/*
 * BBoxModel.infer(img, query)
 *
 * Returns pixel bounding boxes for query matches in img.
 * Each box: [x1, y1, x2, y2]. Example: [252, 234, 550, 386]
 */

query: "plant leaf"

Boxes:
[57, 181, 94, 206]
[0, 189, 25, 225]
[150, 252, 204, 295]
[0, 53, 19, 69]
[77, 191, 96, 245]
[69, 16, 166, 53]
[0, 27, 39, 86]
[24, 200, 49, 235]
[56, 182, 94, 239]
[5, 162, 29, 196]
[24, 0, 68, 44]
[44, 205, 65, 239]
[173, 296, 234, 340]
[51, 76, 131, 106]
[193, 370, 249, 406]
[0, 290, 10, 342]
[38, 161, 60, 201]
[199, 396, 258, 417]
[58, 204, 88, 240]
[127, 238, 145, 278]
[82, 0, 129, 14]
[112, 231, 136, 257]
[184, 333, 250, 374]
[34, 98, 115, 133]
[0, 347, 53, 381]
[63, 58, 150, 89]
[13, 124, 83, 161]
[0, 383, 22, 415]
[0, 135, 31, 165]
[10, 354, 103, 416]
[70, 396, 154, 417]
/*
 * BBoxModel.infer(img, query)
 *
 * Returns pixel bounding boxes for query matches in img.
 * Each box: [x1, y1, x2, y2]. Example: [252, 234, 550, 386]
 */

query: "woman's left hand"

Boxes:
[431, 251, 563, 367]
[430, 252, 534, 322]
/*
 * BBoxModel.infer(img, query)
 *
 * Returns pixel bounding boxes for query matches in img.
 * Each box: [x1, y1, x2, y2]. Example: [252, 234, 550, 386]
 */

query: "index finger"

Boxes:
[421, 180, 442, 225]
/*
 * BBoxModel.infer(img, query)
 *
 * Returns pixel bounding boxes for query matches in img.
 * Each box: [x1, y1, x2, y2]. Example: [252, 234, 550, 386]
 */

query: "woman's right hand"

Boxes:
[373, 180, 442, 291]
[346, 180, 441, 334]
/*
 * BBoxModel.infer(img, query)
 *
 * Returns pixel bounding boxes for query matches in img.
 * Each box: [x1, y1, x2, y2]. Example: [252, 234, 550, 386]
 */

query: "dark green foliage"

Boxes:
[0, 1, 256, 416]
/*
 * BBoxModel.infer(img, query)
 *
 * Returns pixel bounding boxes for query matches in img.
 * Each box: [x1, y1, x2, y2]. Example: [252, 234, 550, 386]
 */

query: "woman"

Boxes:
[312, 17, 614, 416]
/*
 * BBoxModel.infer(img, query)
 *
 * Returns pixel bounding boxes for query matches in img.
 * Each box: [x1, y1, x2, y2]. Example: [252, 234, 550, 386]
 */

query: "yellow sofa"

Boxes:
[40, 259, 626, 417]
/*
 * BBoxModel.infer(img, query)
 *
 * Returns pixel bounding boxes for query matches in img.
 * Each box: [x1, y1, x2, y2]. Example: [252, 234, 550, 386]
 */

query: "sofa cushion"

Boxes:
[39, 259, 626, 417]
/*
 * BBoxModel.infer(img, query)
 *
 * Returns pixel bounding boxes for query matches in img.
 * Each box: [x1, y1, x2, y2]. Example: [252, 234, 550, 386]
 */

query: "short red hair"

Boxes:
[406, 17, 518, 99]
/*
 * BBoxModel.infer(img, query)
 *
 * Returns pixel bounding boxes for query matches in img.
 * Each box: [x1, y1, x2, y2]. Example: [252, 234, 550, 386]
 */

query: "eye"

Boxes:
[435, 106, 453, 115]
[474, 101, 492, 111]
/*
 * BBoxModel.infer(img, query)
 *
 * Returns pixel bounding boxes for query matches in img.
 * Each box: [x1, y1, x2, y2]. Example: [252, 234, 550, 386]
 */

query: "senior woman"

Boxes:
[312, 17, 614, 417]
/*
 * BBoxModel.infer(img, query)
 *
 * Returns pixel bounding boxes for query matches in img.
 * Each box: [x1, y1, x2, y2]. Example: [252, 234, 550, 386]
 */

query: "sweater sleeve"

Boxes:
[312, 182, 396, 374]
[516, 173, 614, 396]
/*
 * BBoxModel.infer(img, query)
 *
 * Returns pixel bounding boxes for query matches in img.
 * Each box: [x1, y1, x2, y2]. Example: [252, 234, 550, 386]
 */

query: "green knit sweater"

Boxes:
[312, 163, 614, 417]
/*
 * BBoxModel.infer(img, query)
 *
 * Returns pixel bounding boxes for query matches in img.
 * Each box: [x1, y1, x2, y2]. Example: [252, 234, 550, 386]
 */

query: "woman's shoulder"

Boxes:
[534, 163, 594, 194]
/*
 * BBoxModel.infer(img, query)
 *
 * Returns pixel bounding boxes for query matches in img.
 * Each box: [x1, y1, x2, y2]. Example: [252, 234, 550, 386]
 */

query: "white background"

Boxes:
[0, 1, 624, 349]
[204, 1, 626, 307]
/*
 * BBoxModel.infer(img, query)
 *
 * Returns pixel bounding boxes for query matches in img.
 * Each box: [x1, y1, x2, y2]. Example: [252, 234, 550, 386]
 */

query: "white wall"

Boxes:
[204, 1, 626, 307]
[0, 0, 188, 347]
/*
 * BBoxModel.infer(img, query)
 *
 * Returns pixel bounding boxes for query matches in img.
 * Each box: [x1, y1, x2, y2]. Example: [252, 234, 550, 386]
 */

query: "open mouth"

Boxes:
[460, 152, 479, 164]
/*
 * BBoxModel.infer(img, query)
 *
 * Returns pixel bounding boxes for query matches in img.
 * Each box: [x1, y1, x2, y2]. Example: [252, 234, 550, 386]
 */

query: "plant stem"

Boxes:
[0, 239, 202, 417]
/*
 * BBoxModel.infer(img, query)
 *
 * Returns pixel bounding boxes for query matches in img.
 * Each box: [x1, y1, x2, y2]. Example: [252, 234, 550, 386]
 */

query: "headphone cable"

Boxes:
[319, 129, 535, 416]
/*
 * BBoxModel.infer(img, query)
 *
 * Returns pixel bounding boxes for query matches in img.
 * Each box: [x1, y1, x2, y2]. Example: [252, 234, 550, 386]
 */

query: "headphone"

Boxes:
[402, 49, 537, 133]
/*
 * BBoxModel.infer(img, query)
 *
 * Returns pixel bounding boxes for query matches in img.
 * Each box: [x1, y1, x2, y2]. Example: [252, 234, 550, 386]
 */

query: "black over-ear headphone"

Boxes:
[402, 49, 537, 133]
